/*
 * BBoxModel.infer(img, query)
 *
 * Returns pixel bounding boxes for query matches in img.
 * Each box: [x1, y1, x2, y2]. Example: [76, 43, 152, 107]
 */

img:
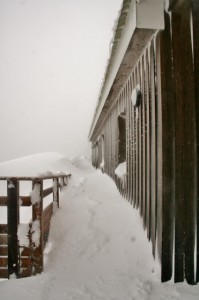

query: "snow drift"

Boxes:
[0, 153, 198, 300]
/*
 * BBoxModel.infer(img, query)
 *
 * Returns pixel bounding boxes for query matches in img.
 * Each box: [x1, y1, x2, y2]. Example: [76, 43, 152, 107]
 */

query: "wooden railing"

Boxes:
[0, 173, 71, 279]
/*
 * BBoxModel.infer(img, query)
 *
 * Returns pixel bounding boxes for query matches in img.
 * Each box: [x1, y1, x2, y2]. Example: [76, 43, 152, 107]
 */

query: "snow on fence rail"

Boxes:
[0, 173, 71, 279]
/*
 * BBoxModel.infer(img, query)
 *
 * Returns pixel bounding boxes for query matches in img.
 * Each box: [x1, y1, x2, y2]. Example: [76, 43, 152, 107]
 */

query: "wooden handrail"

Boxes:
[0, 173, 71, 279]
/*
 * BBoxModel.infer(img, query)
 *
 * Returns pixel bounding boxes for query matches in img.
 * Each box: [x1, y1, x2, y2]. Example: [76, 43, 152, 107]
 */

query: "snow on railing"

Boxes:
[0, 173, 71, 279]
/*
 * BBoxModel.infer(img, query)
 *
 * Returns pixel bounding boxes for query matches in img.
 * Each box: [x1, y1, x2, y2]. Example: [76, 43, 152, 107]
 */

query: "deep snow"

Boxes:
[0, 153, 199, 299]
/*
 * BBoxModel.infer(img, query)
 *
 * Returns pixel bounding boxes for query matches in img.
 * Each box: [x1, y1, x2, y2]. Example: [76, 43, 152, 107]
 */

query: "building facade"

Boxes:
[89, 0, 199, 284]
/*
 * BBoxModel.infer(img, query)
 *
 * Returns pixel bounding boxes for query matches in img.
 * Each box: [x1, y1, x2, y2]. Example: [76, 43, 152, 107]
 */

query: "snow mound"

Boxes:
[0, 152, 71, 177]
[0, 154, 199, 300]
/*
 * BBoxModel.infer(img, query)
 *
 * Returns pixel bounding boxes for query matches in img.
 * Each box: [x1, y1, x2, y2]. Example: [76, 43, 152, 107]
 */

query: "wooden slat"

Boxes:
[135, 66, 139, 209]
[129, 76, 133, 205]
[0, 257, 8, 267]
[170, 12, 184, 283]
[132, 73, 136, 207]
[43, 222, 51, 234]
[138, 61, 143, 214]
[126, 81, 130, 201]
[20, 257, 31, 268]
[192, 0, 199, 284]
[20, 247, 31, 257]
[172, 10, 197, 284]
[150, 40, 157, 257]
[0, 225, 7, 234]
[181, 8, 196, 285]
[142, 53, 147, 228]
[0, 269, 8, 278]
[0, 235, 7, 245]
[7, 179, 19, 277]
[19, 268, 32, 278]
[43, 187, 53, 198]
[158, 12, 175, 283]
[20, 196, 31, 206]
[1, 196, 31, 206]
[0, 196, 7, 206]
[0, 246, 8, 256]
[146, 47, 151, 240]
[43, 203, 53, 220]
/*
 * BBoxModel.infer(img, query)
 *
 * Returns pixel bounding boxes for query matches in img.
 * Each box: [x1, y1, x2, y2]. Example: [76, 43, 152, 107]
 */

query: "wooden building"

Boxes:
[89, 0, 199, 284]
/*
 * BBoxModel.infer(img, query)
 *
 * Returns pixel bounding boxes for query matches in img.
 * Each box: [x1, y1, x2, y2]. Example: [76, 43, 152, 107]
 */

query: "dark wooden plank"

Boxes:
[43, 187, 53, 198]
[146, 47, 151, 240]
[138, 61, 143, 215]
[158, 12, 175, 283]
[135, 66, 139, 209]
[0, 268, 8, 278]
[156, 31, 163, 271]
[20, 257, 31, 268]
[7, 179, 19, 278]
[0, 257, 8, 267]
[180, 8, 196, 285]
[0, 225, 7, 234]
[20, 196, 31, 206]
[171, 11, 185, 284]
[142, 53, 147, 228]
[43, 203, 53, 221]
[0, 197, 7, 206]
[150, 40, 157, 257]
[19, 268, 32, 278]
[132, 73, 136, 207]
[172, 8, 197, 284]
[20, 247, 31, 257]
[0, 235, 7, 245]
[129, 78, 133, 204]
[126, 82, 130, 201]
[0, 246, 8, 256]
[192, 0, 199, 284]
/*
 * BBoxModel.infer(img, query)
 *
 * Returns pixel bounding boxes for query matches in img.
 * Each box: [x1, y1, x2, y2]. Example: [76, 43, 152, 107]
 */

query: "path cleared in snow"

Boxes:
[0, 154, 199, 300]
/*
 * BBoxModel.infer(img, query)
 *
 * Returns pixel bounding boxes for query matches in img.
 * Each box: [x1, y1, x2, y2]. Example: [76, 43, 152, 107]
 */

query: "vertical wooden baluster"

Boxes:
[7, 179, 19, 278]
[53, 178, 59, 208]
[192, 0, 199, 284]
[31, 180, 43, 275]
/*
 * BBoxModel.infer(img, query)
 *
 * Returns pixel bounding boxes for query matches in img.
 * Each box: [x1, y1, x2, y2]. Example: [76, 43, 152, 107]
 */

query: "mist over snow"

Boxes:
[0, 0, 122, 162]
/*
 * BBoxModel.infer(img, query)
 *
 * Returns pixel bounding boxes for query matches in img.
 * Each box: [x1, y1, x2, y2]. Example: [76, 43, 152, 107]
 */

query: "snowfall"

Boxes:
[0, 153, 198, 300]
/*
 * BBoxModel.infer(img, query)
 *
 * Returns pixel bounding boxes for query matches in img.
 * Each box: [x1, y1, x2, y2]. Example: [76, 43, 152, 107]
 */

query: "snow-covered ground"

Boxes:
[0, 153, 199, 299]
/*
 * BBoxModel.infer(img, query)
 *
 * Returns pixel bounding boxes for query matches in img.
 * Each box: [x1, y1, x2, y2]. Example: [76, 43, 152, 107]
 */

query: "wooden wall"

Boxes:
[91, 0, 199, 284]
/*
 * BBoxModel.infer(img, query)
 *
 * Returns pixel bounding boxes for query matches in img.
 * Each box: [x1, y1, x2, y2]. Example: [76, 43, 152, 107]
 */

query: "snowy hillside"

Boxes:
[0, 153, 199, 299]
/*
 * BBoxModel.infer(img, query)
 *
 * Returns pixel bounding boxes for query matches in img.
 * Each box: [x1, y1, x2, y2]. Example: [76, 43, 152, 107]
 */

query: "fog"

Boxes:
[0, 0, 122, 162]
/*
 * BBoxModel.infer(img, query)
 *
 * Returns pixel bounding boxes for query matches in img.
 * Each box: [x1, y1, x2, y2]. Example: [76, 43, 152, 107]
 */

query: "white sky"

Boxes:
[0, 0, 122, 162]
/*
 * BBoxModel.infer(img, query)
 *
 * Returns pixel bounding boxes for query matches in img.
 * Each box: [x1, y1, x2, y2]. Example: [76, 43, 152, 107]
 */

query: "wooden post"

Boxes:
[156, 12, 175, 282]
[31, 180, 43, 275]
[192, 0, 199, 284]
[7, 179, 19, 278]
[53, 178, 59, 208]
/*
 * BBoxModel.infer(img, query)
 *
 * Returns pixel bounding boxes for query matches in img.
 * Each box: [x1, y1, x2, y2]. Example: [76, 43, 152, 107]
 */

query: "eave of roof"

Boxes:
[89, 0, 164, 142]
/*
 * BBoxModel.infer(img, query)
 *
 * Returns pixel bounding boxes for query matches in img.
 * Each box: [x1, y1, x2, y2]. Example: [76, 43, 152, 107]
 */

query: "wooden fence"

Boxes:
[91, 0, 199, 284]
[0, 173, 71, 279]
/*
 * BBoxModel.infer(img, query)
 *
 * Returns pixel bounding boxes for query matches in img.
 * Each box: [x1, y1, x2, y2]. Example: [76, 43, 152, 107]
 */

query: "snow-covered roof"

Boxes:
[89, 0, 164, 141]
